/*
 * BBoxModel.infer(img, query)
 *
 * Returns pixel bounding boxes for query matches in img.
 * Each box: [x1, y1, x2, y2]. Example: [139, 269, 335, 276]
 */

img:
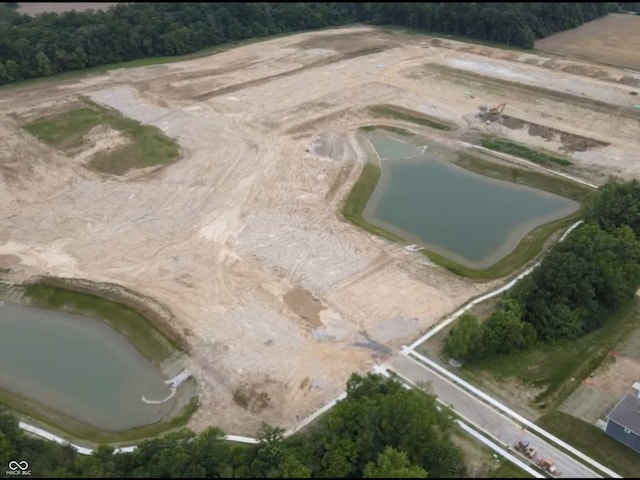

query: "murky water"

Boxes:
[363, 132, 580, 268]
[0, 303, 176, 431]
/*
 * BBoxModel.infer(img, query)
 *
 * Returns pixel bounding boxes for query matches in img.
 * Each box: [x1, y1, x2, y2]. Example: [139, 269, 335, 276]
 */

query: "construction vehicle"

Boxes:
[514, 439, 537, 458]
[536, 457, 561, 476]
[489, 103, 506, 115]
[484, 103, 506, 124]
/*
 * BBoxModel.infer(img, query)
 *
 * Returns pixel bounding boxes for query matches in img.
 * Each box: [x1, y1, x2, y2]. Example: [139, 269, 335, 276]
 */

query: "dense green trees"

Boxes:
[443, 313, 483, 361]
[586, 179, 640, 236]
[288, 373, 463, 478]
[0, 2, 623, 86]
[619, 2, 640, 13]
[363, 447, 428, 478]
[445, 300, 536, 362]
[0, 373, 459, 478]
[446, 179, 640, 362]
[519, 223, 640, 340]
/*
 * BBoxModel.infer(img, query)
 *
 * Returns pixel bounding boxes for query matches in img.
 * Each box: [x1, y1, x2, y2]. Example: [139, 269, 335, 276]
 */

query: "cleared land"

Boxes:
[536, 14, 640, 71]
[1, 25, 640, 437]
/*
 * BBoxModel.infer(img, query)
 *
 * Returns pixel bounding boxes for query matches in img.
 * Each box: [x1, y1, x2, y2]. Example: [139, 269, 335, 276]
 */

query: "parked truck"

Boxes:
[514, 439, 537, 459]
[537, 457, 561, 476]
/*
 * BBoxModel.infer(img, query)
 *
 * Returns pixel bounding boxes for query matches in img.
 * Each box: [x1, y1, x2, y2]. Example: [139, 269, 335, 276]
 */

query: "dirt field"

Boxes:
[17, 3, 118, 16]
[535, 14, 640, 71]
[1, 26, 640, 436]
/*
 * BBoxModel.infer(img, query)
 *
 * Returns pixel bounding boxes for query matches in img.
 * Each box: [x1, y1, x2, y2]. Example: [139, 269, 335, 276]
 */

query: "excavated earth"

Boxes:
[1, 25, 639, 435]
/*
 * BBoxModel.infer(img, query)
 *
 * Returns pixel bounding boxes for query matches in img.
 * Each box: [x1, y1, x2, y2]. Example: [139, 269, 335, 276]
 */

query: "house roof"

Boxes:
[607, 392, 640, 436]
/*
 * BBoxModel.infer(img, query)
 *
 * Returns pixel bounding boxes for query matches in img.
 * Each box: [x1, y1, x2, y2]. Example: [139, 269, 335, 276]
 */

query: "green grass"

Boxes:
[341, 161, 405, 243]
[368, 104, 457, 131]
[491, 461, 533, 478]
[537, 411, 640, 478]
[23, 107, 102, 149]
[461, 299, 640, 411]
[23, 283, 177, 364]
[481, 135, 573, 167]
[23, 99, 180, 175]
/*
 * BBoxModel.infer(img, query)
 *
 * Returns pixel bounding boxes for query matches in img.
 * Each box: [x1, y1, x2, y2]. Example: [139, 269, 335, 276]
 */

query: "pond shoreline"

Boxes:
[0, 276, 198, 444]
[342, 126, 596, 279]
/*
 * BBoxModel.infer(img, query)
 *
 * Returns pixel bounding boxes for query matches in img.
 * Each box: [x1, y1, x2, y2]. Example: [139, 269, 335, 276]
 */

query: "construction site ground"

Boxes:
[1, 23, 640, 436]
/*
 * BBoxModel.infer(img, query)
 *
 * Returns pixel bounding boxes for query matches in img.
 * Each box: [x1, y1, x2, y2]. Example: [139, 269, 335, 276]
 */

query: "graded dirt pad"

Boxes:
[559, 323, 640, 425]
[0, 254, 20, 269]
[1, 25, 640, 436]
[559, 354, 640, 425]
[535, 14, 640, 71]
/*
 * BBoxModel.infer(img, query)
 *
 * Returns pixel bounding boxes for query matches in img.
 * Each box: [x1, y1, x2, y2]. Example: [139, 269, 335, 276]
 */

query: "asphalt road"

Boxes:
[388, 354, 602, 479]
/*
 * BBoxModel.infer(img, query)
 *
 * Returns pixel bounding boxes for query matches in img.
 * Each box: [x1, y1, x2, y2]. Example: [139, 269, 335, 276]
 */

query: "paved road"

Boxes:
[388, 354, 602, 479]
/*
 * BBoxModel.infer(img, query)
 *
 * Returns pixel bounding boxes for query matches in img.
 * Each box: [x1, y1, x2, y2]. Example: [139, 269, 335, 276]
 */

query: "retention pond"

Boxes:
[362, 130, 580, 269]
[0, 302, 177, 432]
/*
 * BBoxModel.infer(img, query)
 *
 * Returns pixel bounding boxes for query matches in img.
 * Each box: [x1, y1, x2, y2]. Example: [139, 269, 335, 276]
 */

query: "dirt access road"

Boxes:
[1, 26, 639, 435]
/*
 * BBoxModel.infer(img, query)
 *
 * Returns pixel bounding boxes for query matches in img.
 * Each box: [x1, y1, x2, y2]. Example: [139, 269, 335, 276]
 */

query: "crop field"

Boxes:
[535, 13, 640, 71]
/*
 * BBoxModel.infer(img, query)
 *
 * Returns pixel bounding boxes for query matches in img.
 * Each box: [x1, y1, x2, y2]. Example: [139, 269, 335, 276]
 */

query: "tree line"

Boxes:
[0, 2, 625, 86]
[445, 179, 640, 362]
[619, 2, 640, 13]
[0, 373, 463, 478]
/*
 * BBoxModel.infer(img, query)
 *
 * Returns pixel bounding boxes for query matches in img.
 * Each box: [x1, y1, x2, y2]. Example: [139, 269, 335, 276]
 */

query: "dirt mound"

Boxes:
[72, 125, 130, 163]
[496, 114, 609, 152]
[233, 385, 272, 413]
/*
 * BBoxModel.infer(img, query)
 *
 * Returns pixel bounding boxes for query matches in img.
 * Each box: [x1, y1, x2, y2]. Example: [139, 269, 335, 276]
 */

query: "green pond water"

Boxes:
[363, 132, 580, 268]
[0, 303, 176, 431]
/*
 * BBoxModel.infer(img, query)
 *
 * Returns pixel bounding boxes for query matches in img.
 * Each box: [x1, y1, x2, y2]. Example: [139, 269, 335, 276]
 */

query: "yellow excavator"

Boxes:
[489, 103, 506, 115]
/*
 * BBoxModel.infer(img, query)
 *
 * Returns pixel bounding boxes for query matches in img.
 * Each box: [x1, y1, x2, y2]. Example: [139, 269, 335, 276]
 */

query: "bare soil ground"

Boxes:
[283, 287, 324, 328]
[535, 14, 640, 71]
[72, 125, 130, 163]
[559, 322, 640, 425]
[1, 25, 640, 436]
[17, 3, 118, 16]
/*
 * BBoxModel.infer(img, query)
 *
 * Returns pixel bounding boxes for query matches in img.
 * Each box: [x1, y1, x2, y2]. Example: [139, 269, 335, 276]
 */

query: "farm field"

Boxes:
[535, 13, 640, 71]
